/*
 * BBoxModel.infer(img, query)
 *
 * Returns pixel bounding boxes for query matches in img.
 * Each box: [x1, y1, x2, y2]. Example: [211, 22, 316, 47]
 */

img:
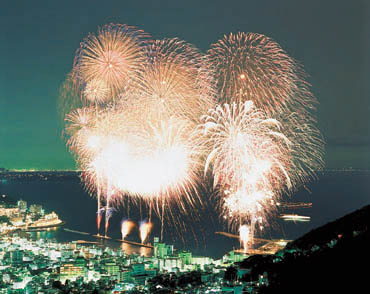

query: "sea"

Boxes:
[0, 169, 369, 259]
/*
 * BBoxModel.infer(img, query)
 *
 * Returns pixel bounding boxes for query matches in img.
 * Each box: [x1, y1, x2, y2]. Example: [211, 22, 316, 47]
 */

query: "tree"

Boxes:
[0, 215, 10, 225]
[224, 266, 237, 282]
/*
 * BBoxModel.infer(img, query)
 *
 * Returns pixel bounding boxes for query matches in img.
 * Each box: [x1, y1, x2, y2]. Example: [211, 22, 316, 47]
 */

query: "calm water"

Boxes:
[0, 170, 369, 259]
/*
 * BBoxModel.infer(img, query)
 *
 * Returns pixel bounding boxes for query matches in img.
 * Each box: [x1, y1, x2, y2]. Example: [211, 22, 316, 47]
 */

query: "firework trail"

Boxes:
[73, 23, 149, 101]
[200, 101, 291, 231]
[96, 207, 105, 235]
[104, 206, 115, 237]
[239, 224, 251, 252]
[120, 220, 135, 240]
[139, 221, 153, 244]
[65, 107, 106, 235]
[66, 105, 136, 236]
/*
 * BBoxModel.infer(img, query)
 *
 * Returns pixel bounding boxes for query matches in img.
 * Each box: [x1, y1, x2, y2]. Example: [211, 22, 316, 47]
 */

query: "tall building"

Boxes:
[179, 251, 192, 265]
[153, 237, 173, 258]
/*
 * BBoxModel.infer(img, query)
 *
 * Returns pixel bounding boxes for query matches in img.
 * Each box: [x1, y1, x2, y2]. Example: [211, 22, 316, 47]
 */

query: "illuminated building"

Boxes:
[178, 251, 192, 265]
[223, 250, 248, 264]
[191, 256, 214, 271]
[29, 205, 44, 217]
[10, 216, 24, 227]
[102, 260, 119, 278]
[153, 237, 174, 258]
[59, 257, 86, 281]
[10, 250, 23, 265]
[17, 200, 27, 212]
[0, 207, 19, 217]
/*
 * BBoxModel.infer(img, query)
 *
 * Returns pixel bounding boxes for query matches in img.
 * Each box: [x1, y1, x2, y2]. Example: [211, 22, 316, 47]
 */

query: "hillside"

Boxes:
[236, 205, 370, 293]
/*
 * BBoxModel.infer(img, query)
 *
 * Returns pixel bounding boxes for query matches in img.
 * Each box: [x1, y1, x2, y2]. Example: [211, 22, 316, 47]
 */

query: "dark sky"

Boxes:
[0, 0, 369, 170]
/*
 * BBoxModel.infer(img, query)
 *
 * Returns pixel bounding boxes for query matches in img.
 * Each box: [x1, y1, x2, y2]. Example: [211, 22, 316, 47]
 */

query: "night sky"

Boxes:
[0, 0, 369, 170]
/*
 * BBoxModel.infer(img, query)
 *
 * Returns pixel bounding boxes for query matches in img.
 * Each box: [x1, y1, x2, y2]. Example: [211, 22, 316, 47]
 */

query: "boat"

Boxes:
[280, 214, 311, 222]
[93, 234, 111, 240]
[63, 228, 90, 235]
[27, 221, 66, 230]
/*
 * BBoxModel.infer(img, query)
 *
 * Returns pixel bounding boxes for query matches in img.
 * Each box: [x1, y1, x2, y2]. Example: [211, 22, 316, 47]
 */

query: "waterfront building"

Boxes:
[9, 217, 23, 227]
[119, 269, 131, 282]
[29, 205, 44, 217]
[0, 207, 19, 217]
[17, 200, 27, 212]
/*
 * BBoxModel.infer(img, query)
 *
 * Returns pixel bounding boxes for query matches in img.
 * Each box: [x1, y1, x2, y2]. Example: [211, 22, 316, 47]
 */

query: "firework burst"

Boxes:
[83, 79, 111, 104]
[200, 101, 292, 229]
[73, 23, 149, 101]
[208, 32, 303, 114]
[131, 38, 216, 124]
[60, 24, 324, 245]
[208, 32, 324, 188]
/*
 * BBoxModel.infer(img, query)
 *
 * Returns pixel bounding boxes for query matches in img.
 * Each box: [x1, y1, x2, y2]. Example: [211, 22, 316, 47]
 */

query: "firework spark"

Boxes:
[239, 224, 251, 252]
[208, 32, 302, 114]
[132, 38, 216, 124]
[139, 221, 153, 244]
[121, 220, 135, 240]
[83, 79, 111, 104]
[200, 101, 291, 229]
[96, 207, 105, 234]
[61, 24, 324, 247]
[208, 32, 324, 187]
[87, 114, 203, 204]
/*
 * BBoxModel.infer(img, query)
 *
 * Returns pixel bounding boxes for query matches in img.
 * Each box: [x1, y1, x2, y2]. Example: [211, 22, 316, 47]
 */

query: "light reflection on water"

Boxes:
[1, 171, 369, 258]
[27, 227, 153, 257]
[120, 242, 152, 257]
[30, 227, 58, 240]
